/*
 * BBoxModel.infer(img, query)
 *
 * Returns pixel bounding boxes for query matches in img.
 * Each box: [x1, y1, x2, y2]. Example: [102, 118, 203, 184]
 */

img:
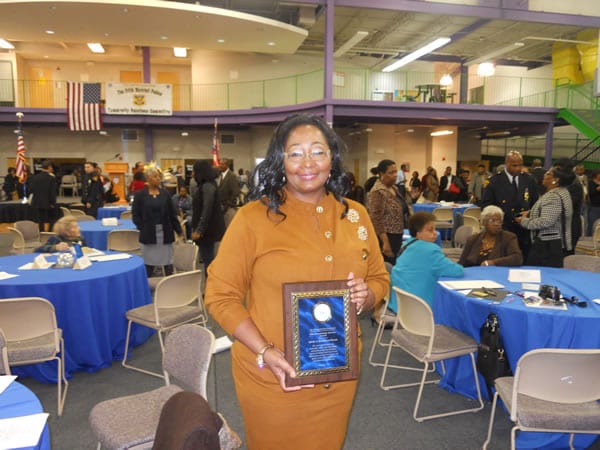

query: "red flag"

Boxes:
[16, 131, 27, 184]
[212, 118, 220, 166]
[67, 82, 102, 131]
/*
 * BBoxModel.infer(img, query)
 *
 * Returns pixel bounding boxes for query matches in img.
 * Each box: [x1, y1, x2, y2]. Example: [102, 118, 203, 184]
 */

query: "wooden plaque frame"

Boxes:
[282, 280, 358, 387]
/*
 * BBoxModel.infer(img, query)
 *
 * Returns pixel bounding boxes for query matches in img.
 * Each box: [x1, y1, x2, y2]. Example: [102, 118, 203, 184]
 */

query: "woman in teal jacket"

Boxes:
[389, 212, 463, 312]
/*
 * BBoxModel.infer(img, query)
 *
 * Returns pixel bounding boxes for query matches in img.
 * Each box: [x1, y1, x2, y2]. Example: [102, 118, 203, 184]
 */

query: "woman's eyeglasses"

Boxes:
[284, 148, 331, 163]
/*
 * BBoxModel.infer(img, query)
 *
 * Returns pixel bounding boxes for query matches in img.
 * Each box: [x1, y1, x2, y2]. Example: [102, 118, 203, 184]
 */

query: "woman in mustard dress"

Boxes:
[205, 114, 389, 450]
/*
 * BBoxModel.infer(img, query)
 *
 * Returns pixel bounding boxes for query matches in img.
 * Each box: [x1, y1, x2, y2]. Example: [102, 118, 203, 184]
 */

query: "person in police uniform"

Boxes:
[81, 161, 104, 218]
[482, 150, 538, 260]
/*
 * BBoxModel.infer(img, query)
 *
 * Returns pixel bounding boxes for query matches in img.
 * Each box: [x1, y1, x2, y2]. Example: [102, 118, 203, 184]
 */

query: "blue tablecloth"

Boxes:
[79, 219, 136, 250]
[434, 266, 600, 449]
[96, 206, 130, 220]
[0, 381, 50, 450]
[0, 253, 153, 383]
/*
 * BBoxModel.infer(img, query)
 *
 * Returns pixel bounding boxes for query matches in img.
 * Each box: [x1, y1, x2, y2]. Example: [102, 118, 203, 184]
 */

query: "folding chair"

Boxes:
[0, 297, 69, 416]
[380, 287, 484, 421]
[122, 270, 207, 378]
[91, 324, 216, 449]
[483, 348, 600, 450]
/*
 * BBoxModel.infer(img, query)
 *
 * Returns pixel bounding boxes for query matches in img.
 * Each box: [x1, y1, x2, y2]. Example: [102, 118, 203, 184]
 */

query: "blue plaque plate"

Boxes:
[283, 280, 358, 387]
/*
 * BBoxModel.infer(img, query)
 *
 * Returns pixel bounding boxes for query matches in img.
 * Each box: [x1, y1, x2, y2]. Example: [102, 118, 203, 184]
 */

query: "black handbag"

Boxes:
[476, 313, 512, 400]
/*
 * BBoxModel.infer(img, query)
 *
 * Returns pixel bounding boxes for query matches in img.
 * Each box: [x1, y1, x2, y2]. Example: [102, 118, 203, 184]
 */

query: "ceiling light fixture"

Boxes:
[430, 130, 454, 137]
[173, 47, 187, 58]
[87, 43, 105, 54]
[439, 74, 453, 86]
[466, 42, 525, 66]
[333, 30, 368, 58]
[0, 38, 14, 49]
[477, 62, 495, 77]
[382, 37, 451, 72]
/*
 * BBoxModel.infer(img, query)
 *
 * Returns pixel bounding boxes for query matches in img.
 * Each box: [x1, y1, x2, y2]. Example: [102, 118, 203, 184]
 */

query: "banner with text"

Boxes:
[105, 83, 172, 116]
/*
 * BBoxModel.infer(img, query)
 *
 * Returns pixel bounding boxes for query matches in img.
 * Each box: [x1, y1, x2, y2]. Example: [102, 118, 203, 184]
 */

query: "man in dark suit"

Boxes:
[30, 159, 57, 231]
[439, 166, 458, 201]
[482, 151, 539, 259]
[218, 158, 240, 226]
[81, 161, 104, 218]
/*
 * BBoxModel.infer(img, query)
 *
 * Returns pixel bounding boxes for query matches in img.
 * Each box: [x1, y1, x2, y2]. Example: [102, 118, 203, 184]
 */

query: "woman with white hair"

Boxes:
[132, 164, 183, 277]
[459, 205, 523, 267]
[34, 215, 87, 253]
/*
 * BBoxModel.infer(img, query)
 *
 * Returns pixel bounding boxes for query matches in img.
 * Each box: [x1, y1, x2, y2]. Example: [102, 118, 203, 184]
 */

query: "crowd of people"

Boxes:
[2, 114, 598, 450]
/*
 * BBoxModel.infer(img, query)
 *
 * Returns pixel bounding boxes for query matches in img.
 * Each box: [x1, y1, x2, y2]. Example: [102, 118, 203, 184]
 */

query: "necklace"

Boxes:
[479, 235, 496, 258]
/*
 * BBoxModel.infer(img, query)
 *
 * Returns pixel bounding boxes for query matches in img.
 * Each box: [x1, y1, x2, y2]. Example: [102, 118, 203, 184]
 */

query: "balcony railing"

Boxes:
[0, 69, 597, 112]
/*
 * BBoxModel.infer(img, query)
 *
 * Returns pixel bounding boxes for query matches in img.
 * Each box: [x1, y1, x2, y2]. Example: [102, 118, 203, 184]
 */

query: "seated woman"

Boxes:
[459, 205, 523, 267]
[389, 212, 463, 311]
[34, 215, 87, 253]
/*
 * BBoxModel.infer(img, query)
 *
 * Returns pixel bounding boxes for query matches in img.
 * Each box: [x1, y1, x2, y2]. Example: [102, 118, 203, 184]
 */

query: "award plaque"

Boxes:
[282, 280, 358, 387]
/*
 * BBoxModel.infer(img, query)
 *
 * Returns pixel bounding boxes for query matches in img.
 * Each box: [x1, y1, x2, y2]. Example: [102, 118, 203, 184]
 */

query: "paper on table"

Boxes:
[0, 376, 17, 395]
[438, 280, 504, 290]
[0, 272, 18, 280]
[88, 253, 132, 262]
[82, 247, 104, 257]
[508, 269, 541, 283]
[213, 336, 233, 354]
[101, 217, 119, 226]
[0, 413, 49, 449]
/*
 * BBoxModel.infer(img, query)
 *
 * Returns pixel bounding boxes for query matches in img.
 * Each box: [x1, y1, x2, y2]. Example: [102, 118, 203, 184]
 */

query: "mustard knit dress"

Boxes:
[205, 191, 389, 450]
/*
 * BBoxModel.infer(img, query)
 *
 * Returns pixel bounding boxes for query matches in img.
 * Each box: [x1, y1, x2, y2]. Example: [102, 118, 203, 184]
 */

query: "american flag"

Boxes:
[16, 129, 27, 184]
[212, 118, 220, 166]
[67, 82, 102, 131]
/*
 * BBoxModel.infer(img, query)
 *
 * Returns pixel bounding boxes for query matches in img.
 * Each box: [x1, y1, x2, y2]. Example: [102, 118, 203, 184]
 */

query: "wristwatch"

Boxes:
[256, 342, 274, 369]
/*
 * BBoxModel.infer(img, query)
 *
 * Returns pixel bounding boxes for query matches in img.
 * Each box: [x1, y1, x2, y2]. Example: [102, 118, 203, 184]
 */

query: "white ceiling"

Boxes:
[0, 1, 595, 67]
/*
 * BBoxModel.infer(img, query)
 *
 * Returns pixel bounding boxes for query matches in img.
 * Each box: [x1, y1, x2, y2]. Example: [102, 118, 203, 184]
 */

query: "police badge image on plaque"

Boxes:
[282, 280, 358, 387]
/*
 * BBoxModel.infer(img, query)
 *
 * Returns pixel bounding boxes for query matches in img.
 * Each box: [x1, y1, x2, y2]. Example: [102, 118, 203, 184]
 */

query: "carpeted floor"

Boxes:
[18, 315, 600, 450]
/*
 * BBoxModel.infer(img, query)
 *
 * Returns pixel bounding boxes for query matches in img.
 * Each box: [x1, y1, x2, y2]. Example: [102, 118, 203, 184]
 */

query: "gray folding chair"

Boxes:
[483, 348, 600, 450]
[14, 220, 42, 250]
[120, 210, 132, 219]
[563, 254, 600, 273]
[107, 229, 141, 254]
[122, 270, 207, 378]
[368, 262, 395, 367]
[380, 287, 484, 421]
[0, 232, 15, 256]
[90, 324, 215, 450]
[148, 241, 199, 290]
[0, 297, 68, 416]
[0, 327, 9, 375]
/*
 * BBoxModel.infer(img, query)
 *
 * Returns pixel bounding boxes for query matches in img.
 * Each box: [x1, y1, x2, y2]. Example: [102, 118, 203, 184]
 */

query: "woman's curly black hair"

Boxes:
[249, 114, 348, 220]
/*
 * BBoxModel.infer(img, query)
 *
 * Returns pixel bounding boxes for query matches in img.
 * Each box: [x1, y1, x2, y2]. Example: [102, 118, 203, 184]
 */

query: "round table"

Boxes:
[79, 219, 137, 250]
[435, 266, 600, 449]
[96, 206, 130, 220]
[0, 253, 153, 382]
[0, 380, 51, 450]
